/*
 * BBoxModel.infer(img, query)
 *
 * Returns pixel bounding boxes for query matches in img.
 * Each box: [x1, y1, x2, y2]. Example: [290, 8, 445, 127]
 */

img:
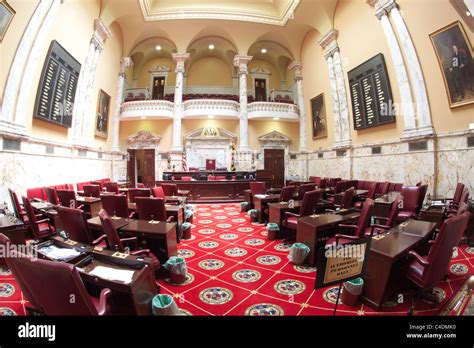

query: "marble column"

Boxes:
[233, 55, 253, 151]
[368, 2, 417, 137]
[333, 49, 351, 147]
[71, 18, 112, 146]
[112, 57, 133, 152]
[288, 62, 307, 152]
[1, 0, 61, 135]
[170, 53, 190, 152]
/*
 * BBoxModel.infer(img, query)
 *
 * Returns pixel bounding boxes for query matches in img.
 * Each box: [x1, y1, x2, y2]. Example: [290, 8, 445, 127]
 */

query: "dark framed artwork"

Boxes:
[430, 21, 474, 108]
[0, 0, 15, 42]
[311, 93, 327, 139]
[95, 89, 111, 138]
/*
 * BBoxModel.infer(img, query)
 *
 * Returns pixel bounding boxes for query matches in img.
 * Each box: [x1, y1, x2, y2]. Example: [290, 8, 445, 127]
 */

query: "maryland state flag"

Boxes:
[182, 151, 187, 172]
[230, 141, 236, 171]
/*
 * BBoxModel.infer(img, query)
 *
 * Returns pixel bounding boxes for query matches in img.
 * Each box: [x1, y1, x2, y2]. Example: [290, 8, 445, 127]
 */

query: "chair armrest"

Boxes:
[408, 250, 430, 266]
[335, 234, 360, 242]
[284, 212, 301, 219]
[166, 216, 175, 223]
[128, 211, 137, 219]
[92, 234, 107, 246]
[77, 204, 84, 210]
[35, 218, 50, 225]
[130, 249, 152, 256]
[370, 223, 390, 230]
[372, 216, 388, 223]
[120, 237, 138, 249]
[97, 288, 112, 316]
[338, 224, 357, 230]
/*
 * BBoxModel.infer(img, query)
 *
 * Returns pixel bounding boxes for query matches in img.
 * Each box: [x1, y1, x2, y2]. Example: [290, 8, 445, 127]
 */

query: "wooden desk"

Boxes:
[0, 216, 27, 264]
[76, 196, 102, 217]
[361, 220, 436, 309]
[244, 189, 253, 209]
[30, 200, 54, 211]
[87, 216, 132, 238]
[296, 210, 361, 266]
[334, 190, 369, 205]
[119, 220, 177, 264]
[253, 194, 280, 223]
[418, 205, 446, 228]
[268, 200, 334, 227]
[373, 191, 401, 218]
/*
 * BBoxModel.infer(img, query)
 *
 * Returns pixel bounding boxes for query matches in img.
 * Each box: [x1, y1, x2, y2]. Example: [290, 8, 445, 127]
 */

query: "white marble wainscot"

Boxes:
[307, 150, 352, 179]
[236, 150, 256, 172]
[435, 130, 474, 197]
[168, 151, 183, 172]
[0, 135, 124, 206]
[287, 152, 310, 180]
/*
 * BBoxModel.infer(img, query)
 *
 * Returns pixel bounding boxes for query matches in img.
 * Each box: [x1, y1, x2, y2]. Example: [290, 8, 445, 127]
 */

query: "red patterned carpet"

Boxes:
[0, 202, 473, 316]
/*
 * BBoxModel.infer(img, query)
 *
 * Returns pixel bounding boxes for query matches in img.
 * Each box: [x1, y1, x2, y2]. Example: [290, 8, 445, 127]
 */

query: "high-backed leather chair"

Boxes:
[319, 178, 328, 189]
[283, 190, 322, 237]
[45, 187, 59, 205]
[416, 184, 428, 214]
[83, 185, 101, 198]
[135, 197, 174, 222]
[325, 198, 375, 246]
[152, 186, 165, 199]
[8, 189, 28, 222]
[448, 188, 469, 216]
[398, 186, 421, 220]
[98, 209, 160, 271]
[448, 183, 465, 208]
[57, 206, 107, 245]
[368, 194, 402, 235]
[161, 184, 178, 196]
[57, 189, 83, 209]
[104, 182, 119, 194]
[337, 187, 355, 209]
[354, 182, 377, 208]
[405, 213, 469, 314]
[378, 181, 390, 197]
[128, 188, 151, 203]
[279, 186, 296, 202]
[298, 183, 316, 200]
[100, 194, 134, 218]
[22, 196, 55, 239]
[249, 182, 266, 196]
[8, 249, 111, 315]
[137, 183, 146, 188]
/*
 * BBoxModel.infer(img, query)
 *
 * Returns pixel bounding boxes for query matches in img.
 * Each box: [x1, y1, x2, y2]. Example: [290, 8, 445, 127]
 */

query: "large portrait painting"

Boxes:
[95, 89, 111, 138]
[311, 93, 327, 139]
[430, 21, 474, 108]
[0, 0, 15, 42]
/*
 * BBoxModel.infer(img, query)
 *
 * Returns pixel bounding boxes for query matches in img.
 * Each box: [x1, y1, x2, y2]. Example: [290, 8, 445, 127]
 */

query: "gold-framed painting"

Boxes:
[430, 21, 474, 108]
[0, 0, 15, 42]
[311, 93, 327, 139]
[95, 89, 111, 138]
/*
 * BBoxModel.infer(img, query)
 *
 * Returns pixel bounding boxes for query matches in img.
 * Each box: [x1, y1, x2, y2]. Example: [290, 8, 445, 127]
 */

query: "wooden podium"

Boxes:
[205, 159, 216, 171]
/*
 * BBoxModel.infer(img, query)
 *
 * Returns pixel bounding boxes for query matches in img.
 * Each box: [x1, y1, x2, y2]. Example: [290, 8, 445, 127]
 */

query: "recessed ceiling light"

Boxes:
[208, 115, 214, 119]
[467, 11, 471, 16]
[261, 48, 267, 54]
[208, 44, 215, 50]
[155, 45, 162, 51]
[141, 116, 147, 119]
[273, 117, 280, 121]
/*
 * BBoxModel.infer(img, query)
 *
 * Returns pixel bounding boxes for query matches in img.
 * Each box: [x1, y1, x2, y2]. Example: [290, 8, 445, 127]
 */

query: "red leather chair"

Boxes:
[447, 188, 469, 216]
[137, 183, 146, 188]
[377, 181, 390, 197]
[298, 183, 316, 200]
[318, 178, 328, 189]
[45, 187, 59, 205]
[405, 213, 469, 314]
[56, 189, 83, 209]
[104, 182, 119, 194]
[98, 209, 160, 272]
[448, 201, 468, 218]
[22, 196, 55, 239]
[329, 178, 341, 188]
[100, 194, 134, 218]
[8, 249, 112, 315]
[310, 176, 321, 185]
[250, 182, 266, 196]
[416, 184, 428, 215]
[283, 190, 322, 238]
[208, 175, 216, 181]
[83, 185, 101, 198]
[91, 181, 103, 191]
[135, 197, 174, 222]
[398, 186, 421, 220]
[447, 183, 465, 208]
[8, 189, 28, 222]
[368, 194, 402, 236]
[57, 206, 107, 246]
[354, 181, 377, 208]
[152, 186, 165, 199]
[329, 187, 355, 210]
[26, 187, 47, 201]
[325, 198, 375, 246]
[161, 184, 178, 196]
[280, 186, 296, 202]
[128, 188, 151, 203]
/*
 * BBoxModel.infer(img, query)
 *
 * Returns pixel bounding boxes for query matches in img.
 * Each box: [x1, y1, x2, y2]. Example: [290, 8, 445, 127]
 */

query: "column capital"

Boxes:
[318, 28, 339, 59]
[119, 57, 134, 77]
[233, 55, 253, 74]
[92, 18, 112, 50]
[172, 53, 190, 73]
[288, 61, 303, 81]
[366, 0, 398, 19]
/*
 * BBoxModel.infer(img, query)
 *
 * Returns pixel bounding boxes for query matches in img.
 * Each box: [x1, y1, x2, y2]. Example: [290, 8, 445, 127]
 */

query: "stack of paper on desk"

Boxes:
[89, 266, 134, 284]
[38, 245, 81, 261]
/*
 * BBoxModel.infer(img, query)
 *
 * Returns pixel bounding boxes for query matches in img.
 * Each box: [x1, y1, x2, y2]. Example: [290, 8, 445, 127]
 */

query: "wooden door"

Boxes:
[152, 77, 165, 100]
[264, 149, 285, 188]
[127, 149, 136, 187]
[255, 78, 267, 101]
[143, 149, 155, 188]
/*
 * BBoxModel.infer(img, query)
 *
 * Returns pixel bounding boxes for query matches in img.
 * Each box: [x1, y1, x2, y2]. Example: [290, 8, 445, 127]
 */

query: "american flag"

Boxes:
[182, 150, 187, 171]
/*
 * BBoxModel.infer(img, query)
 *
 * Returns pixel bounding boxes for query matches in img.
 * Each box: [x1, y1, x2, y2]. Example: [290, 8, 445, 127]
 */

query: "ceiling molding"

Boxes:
[139, 0, 300, 26]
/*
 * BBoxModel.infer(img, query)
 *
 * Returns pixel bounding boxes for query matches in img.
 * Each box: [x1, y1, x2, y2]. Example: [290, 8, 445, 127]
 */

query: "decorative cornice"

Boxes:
[128, 130, 162, 146]
[92, 18, 112, 50]
[366, 0, 398, 19]
[172, 53, 190, 73]
[120, 57, 134, 77]
[288, 61, 303, 81]
[234, 55, 253, 74]
[258, 130, 290, 143]
[318, 29, 339, 59]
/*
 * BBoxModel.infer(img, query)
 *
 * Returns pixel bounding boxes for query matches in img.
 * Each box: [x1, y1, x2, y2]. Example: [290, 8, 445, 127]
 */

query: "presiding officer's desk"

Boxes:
[31, 236, 158, 315]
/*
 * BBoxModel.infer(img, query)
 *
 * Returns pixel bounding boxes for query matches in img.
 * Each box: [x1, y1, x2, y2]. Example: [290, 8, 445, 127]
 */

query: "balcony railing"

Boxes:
[120, 100, 174, 120]
[248, 102, 299, 121]
[183, 99, 240, 119]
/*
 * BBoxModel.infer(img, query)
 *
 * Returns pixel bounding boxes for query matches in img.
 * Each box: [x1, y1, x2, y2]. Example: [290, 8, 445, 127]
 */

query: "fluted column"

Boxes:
[288, 62, 307, 152]
[170, 53, 190, 152]
[234, 55, 253, 151]
[112, 57, 133, 151]
[333, 49, 351, 147]
[71, 18, 112, 146]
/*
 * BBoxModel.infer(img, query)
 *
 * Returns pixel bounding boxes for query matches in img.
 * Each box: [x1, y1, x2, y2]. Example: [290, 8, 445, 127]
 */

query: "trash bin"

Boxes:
[181, 222, 192, 240]
[288, 243, 310, 265]
[240, 202, 249, 212]
[184, 209, 193, 223]
[163, 256, 187, 284]
[152, 294, 181, 316]
[249, 209, 259, 222]
[341, 277, 364, 306]
[266, 223, 280, 240]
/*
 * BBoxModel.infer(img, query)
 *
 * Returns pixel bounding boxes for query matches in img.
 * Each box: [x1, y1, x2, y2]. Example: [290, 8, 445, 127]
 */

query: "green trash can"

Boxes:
[341, 277, 364, 306]
[184, 209, 193, 223]
[181, 222, 192, 240]
[248, 209, 259, 223]
[152, 294, 181, 316]
[266, 223, 280, 240]
[288, 243, 310, 265]
[240, 201, 249, 212]
[163, 256, 187, 284]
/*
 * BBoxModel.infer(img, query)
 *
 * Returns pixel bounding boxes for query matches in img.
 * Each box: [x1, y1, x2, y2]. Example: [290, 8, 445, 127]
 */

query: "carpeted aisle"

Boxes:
[0, 202, 473, 316]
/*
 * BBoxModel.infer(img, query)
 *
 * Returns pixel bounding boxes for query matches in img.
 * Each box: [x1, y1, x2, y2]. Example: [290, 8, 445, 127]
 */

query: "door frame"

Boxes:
[264, 148, 285, 188]
[152, 76, 166, 100]
[258, 130, 290, 182]
[127, 130, 162, 187]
